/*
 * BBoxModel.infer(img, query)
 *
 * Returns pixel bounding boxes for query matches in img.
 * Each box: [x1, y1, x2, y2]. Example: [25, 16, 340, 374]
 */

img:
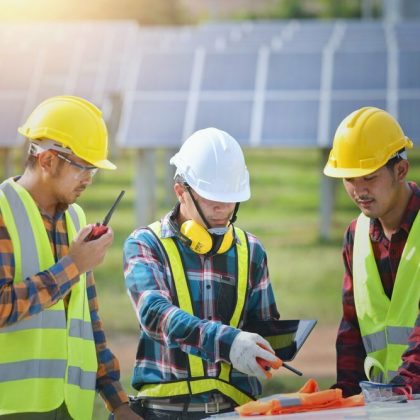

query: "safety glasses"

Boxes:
[56, 153, 98, 179]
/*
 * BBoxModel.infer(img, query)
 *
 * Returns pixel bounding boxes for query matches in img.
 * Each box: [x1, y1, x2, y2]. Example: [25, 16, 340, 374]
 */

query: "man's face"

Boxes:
[49, 153, 96, 205]
[343, 164, 402, 219]
[176, 184, 236, 229]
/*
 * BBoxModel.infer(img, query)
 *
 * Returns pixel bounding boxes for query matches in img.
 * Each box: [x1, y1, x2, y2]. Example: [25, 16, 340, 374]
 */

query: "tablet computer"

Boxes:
[243, 319, 317, 361]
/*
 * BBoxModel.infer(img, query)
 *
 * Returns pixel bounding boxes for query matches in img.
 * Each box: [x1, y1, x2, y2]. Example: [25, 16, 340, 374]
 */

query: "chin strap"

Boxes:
[185, 183, 240, 230]
[229, 203, 240, 225]
[184, 184, 212, 229]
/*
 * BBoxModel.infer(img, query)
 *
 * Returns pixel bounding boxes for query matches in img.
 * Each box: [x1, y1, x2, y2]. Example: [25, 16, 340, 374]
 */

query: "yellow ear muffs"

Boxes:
[217, 225, 234, 254]
[180, 220, 212, 254]
[180, 221, 234, 255]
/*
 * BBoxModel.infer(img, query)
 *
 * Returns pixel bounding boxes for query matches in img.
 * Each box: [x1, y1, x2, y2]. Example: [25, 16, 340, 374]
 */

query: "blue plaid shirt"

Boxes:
[123, 209, 280, 403]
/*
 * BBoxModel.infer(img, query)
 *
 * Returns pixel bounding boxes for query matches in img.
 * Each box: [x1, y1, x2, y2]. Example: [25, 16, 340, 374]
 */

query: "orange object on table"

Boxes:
[235, 379, 364, 416]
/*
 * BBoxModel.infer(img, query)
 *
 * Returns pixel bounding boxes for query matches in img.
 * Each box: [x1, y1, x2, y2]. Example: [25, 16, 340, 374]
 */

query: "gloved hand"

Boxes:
[229, 331, 278, 379]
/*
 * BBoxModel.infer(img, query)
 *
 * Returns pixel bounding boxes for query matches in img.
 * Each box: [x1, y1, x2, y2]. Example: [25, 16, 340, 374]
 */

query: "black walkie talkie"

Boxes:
[85, 190, 125, 241]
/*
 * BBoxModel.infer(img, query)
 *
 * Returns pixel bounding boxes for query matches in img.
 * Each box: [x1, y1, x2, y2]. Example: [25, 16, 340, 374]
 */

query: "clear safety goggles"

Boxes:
[55, 153, 98, 179]
[30, 140, 98, 179]
[360, 380, 413, 404]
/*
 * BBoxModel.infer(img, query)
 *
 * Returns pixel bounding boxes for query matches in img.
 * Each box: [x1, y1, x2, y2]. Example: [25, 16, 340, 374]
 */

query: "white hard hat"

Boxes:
[170, 127, 250, 202]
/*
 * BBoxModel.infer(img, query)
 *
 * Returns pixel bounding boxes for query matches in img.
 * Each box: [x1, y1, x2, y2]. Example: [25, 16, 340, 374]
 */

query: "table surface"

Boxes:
[208, 399, 420, 419]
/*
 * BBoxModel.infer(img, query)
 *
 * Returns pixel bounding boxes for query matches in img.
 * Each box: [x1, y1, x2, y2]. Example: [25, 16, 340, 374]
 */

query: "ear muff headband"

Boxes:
[180, 220, 234, 255]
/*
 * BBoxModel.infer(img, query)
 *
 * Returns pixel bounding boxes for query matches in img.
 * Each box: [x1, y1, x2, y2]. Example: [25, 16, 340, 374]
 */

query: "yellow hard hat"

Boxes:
[323, 107, 413, 178]
[18, 95, 116, 170]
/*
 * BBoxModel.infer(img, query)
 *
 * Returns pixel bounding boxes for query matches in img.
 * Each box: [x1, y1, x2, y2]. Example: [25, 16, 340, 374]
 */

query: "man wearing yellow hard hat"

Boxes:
[0, 96, 141, 419]
[324, 107, 420, 397]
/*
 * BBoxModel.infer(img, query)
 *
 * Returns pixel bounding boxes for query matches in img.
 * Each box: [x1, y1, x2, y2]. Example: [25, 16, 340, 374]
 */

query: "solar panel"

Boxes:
[120, 97, 187, 148]
[398, 99, 420, 140]
[135, 52, 194, 91]
[0, 21, 137, 110]
[339, 21, 386, 50]
[194, 99, 253, 144]
[182, 29, 229, 50]
[332, 51, 387, 90]
[227, 30, 279, 51]
[262, 99, 320, 147]
[0, 96, 26, 147]
[201, 52, 258, 90]
[398, 51, 420, 89]
[137, 25, 232, 52]
[267, 52, 322, 90]
[280, 21, 334, 51]
[0, 51, 38, 91]
[395, 21, 420, 50]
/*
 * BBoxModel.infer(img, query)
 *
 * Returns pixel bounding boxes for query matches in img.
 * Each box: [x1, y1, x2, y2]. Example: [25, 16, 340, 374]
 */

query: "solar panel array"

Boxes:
[1, 19, 420, 150]
[119, 19, 420, 149]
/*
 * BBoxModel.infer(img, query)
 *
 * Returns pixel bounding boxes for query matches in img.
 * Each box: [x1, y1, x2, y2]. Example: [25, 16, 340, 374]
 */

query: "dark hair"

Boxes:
[24, 145, 65, 171]
[385, 148, 406, 170]
[174, 173, 186, 185]
[24, 154, 38, 169]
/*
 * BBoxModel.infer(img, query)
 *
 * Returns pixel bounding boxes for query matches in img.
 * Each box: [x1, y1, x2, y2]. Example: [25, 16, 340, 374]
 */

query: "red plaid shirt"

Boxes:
[0, 200, 128, 412]
[332, 182, 420, 397]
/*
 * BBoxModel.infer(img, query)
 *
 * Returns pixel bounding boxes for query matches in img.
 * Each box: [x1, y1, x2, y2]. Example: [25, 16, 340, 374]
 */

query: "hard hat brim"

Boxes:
[91, 159, 117, 170]
[192, 185, 251, 203]
[323, 165, 376, 179]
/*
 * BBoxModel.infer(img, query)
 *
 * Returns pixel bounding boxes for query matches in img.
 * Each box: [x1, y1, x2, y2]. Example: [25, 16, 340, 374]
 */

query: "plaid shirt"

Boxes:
[0, 195, 128, 412]
[332, 182, 420, 397]
[123, 209, 280, 403]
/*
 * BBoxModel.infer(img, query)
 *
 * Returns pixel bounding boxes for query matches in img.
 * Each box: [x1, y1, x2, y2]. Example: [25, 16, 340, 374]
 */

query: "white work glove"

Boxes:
[229, 331, 277, 379]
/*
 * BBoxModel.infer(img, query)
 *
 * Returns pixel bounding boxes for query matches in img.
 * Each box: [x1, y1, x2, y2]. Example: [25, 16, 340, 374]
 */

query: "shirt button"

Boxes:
[206, 285, 211, 289]
[208, 316, 212, 320]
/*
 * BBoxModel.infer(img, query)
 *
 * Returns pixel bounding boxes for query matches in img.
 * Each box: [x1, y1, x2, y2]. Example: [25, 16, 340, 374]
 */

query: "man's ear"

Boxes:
[395, 159, 409, 182]
[37, 150, 56, 172]
[174, 183, 186, 204]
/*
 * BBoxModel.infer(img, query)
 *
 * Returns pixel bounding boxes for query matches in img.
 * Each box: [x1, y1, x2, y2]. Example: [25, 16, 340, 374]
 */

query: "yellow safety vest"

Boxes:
[0, 178, 98, 419]
[353, 212, 420, 383]
[137, 221, 254, 406]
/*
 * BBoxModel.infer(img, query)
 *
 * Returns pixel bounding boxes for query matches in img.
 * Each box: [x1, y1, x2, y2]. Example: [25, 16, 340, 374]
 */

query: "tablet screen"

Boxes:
[243, 319, 317, 361]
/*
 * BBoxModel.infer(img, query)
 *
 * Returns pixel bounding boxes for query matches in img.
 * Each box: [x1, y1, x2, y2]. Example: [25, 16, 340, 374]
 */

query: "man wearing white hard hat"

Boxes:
[123, 128, 281, 418]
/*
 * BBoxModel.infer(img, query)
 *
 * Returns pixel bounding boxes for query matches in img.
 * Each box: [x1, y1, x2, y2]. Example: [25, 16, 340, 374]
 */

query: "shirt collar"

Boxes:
[160, 205, 181, 239]
[400, 181, 420, 233]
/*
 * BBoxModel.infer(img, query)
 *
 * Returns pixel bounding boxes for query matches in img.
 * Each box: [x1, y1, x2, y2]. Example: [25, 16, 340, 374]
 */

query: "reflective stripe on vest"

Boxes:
[362, 326, 413, 354]
[0, 178, 97, 420]
[140, 221, 253, 406]
[353, 212, 420, 383]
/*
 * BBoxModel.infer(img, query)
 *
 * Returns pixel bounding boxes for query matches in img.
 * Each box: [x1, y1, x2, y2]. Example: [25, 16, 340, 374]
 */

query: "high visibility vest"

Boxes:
[137, 221, 254, 406]
[0, 178, 98, 419]
[353, 212, 420, 383]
